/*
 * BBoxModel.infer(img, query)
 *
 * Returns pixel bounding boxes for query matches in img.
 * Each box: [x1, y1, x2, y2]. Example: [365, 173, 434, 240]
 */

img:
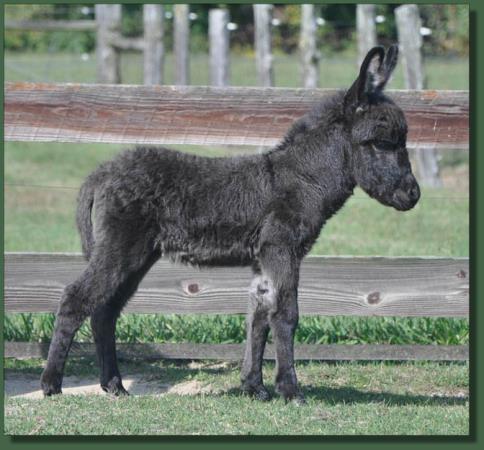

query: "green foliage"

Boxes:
[4, 4, 96, 53]
[4, 4, 469, 56]
[4, 313, 469, 346]
[420, 4, 469, 56]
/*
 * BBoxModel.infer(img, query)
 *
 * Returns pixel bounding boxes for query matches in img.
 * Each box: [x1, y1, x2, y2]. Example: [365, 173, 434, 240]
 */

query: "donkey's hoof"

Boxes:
[276, 384, 306, 405]
[241, 383, 271, 401]
[40, 373, 62, 397]
[42, 385, 62, 397]
[101, 377, 129, 397]
[290, 393, 307, 406]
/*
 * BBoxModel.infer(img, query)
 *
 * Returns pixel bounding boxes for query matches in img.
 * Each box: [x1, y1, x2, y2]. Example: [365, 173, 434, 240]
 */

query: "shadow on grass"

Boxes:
[221, 385, 467, 407]
[5, 357, 467, 407]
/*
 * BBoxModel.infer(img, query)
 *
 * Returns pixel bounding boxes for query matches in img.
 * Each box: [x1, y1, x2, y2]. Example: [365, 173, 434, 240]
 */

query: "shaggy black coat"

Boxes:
[41, 45, 420, 403]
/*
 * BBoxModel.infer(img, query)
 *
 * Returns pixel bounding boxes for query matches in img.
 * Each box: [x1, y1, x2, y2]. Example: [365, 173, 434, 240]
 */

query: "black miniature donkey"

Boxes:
[41, 46, 420, 403]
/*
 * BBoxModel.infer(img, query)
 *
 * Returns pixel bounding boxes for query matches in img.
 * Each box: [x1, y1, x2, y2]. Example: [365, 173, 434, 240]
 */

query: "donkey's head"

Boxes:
[344, 45, 420, 211]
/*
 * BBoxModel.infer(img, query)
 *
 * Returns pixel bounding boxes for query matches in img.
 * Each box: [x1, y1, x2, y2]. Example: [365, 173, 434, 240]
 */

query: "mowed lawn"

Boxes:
[4, 51, 469, 89]
[4, 51, 469, 435]
[4, 142, 469, 256]
[4, 358, 469, 435]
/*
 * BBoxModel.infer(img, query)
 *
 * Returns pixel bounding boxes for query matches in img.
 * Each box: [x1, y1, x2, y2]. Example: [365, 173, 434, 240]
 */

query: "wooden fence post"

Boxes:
[395, 4, 442, 187]
[209, 9, 230, 86]
[253, 4, 274, 87]
[174, 4, 190, 85]
[95, 4, 121, 83]
[356, 4, 377, 66]
[143, 4, 164, 85]
[300, 4, 320, 88]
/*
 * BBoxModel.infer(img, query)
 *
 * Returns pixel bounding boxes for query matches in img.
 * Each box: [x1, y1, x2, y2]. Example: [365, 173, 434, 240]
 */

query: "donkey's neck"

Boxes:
[268, 91, 356, 223]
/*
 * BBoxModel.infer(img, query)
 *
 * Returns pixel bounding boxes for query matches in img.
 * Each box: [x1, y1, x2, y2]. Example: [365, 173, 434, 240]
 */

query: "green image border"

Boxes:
[0, 0, 480, 447]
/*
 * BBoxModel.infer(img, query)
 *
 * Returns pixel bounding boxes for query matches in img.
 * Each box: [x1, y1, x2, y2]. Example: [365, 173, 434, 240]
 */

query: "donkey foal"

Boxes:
[41, 46, 420, 403]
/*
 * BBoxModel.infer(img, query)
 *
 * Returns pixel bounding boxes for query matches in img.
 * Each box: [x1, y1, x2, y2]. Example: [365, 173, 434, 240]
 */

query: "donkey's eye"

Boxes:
[371, 140, 395, 151]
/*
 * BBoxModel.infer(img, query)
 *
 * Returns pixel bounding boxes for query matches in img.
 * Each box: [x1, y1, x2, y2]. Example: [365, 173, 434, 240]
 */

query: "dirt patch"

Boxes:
[4, 372, 213, 399]
[166, 380, 213, 396]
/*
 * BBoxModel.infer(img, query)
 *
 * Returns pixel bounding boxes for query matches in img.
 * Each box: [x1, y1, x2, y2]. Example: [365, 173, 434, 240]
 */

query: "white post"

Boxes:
[253, 4, 274, 87]
[174, 4, 190, 85]
[356, 4, 377, 66]
[143, 4, 164, 85]
[95, 4, 121, 83]
[209, 9, 230, 86]
[396, 4, 441, 187]
[300, 4, 319, 88]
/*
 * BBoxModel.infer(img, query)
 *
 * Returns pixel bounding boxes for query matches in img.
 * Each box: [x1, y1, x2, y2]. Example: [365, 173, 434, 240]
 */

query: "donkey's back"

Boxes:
[83, 146, 274, 266]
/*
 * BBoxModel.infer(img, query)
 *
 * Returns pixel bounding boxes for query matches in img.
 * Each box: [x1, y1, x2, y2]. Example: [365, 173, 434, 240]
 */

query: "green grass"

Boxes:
[4, 142, 469, 256]
[5, 52, 469, 90]
[4, 358, 469, 435]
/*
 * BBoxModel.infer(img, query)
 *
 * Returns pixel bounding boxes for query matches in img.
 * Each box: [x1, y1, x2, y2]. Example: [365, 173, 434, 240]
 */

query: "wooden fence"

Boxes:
[4, 83, 468, 149]
[4, 82, 470, 361]
[4, 253, 469, 361]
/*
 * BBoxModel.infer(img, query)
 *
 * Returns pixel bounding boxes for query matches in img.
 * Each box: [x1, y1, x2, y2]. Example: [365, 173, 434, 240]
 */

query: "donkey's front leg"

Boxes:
[260, 244, 305, 404]
[240, 274, 271, 401]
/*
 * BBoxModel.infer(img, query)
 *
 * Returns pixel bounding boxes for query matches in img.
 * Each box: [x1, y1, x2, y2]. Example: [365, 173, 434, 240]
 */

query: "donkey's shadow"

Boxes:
[224, 385, 467, 407]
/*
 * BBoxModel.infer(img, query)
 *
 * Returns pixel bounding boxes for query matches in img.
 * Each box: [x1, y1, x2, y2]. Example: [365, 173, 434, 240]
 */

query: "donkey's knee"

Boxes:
[249, 276, 277, 311]
[58, 279, 92, 318]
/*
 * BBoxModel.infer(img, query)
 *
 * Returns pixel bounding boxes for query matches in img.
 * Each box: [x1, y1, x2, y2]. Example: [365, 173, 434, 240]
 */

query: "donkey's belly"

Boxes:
[158, 218, 259, 267]
[165, 245, 255, 267]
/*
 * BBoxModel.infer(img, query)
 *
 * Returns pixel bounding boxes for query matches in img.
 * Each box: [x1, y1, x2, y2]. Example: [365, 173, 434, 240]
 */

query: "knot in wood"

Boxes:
[367, 291, 381, 305]
[456, 270, 467, 279]
[187, 283, 200, 294]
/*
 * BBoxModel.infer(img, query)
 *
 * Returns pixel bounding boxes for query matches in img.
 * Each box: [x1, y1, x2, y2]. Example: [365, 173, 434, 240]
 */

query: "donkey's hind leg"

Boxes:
[90, 304, 127, 396]
[40, 264, 101, 396]
[90, 250, 159, 396]
[40, 230, 159, 396]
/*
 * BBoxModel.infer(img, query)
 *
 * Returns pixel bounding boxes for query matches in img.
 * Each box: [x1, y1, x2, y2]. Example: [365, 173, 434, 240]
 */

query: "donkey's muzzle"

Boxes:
[392, 175, 420, 211]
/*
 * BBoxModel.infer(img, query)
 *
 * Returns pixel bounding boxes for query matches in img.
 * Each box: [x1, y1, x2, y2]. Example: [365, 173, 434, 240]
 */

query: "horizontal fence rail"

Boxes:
[5, 253, 469, 317]
[4, 83, 468, 149]
[4, 342, 469, 362]
[5, 20, 97, 31]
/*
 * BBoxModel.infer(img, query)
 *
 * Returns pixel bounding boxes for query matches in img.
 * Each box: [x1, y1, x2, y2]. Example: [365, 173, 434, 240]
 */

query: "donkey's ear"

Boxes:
[344, 45, 398, 111]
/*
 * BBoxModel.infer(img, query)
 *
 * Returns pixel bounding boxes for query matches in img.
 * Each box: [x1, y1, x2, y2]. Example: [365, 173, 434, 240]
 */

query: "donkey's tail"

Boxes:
[76, 174, 99, 261]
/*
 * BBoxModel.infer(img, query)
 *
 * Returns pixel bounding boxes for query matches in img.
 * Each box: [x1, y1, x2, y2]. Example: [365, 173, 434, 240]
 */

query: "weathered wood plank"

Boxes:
[4, 83, 468, 149]
[4, 342, 469, 361]
[110, 36, 145, 52]
[4, 253, 469, 317]
[5, 20, 97, 31]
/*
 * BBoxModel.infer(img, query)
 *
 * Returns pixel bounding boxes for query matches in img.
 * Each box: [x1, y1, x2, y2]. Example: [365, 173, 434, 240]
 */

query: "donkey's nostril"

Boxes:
[409, 185, 420, 202]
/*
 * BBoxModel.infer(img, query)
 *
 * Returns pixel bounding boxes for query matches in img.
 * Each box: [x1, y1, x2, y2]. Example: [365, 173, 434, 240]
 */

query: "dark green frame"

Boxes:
[0, 0, 480, 447]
